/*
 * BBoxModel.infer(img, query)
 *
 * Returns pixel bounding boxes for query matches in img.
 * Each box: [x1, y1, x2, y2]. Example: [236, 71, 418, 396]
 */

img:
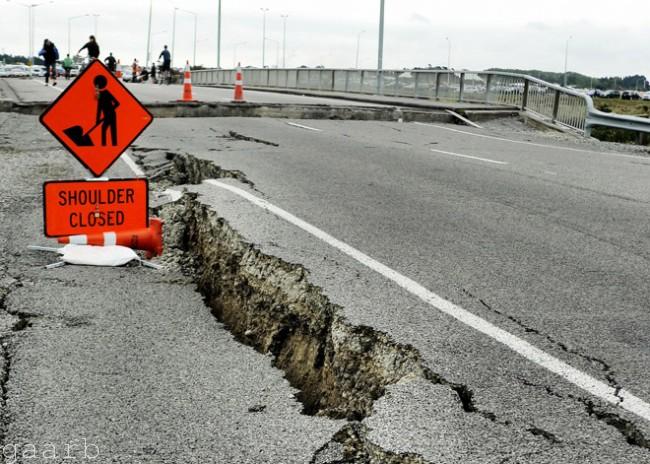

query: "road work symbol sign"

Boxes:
[39, 60, 153, 177]
[43, 178, 148, 237]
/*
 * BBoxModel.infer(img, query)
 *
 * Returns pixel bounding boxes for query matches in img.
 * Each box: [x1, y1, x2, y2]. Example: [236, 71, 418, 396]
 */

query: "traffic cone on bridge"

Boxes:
[57, 218, 164, 258]
[115, 59, 123, 80]
[179, 61, 197, 102]
[232, 63, 246, 103]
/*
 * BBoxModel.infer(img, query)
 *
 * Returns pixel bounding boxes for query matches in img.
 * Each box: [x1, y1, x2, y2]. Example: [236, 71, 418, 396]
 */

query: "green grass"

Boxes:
[593, 98, 650, 118]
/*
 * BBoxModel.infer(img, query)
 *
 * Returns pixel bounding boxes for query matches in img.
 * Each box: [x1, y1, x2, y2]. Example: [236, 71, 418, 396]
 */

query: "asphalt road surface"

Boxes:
[1, 80, 650, 462]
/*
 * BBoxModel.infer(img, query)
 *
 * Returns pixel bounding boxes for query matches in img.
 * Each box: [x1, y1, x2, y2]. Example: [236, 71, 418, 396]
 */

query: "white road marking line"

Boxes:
[414, 121, 650, 162]
[203, 178, 650, 423]
[121, 150, 145, 177]
[430, 148, 508, 165]
[286, 122, 322, 132]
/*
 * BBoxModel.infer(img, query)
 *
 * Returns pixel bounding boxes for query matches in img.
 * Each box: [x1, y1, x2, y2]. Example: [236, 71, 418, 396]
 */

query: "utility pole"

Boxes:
[355, 30, 364, 69]
[260, 8, 269, 68]
[563, 35, 572, 87]
[281, 14, 288, 68]
[171, 7, 177, 67]
[217, 0, 222, 68]
[377, 0, 385, 94]
[146, 0, 153, 66]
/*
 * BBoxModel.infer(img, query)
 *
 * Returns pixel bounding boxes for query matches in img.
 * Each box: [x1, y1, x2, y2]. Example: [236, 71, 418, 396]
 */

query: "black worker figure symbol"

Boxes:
[94, 75, 120, 147]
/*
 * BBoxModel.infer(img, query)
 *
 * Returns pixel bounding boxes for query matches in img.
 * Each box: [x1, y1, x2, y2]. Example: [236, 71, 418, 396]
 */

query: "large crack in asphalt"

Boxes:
[132, 147, 606, 461]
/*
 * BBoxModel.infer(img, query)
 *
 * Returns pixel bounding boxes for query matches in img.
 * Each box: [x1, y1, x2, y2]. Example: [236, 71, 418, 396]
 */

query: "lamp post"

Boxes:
[68, 14, 90, 56]
[6, 0, 53, 66]
[563, 35, 572, 87]
[145, 0, 153, 66]
[175, 8, 198, 67]
[377, 0, 385, 93]
[171, 7, 177, 67]
[92, 13, 99, 36]
[217, 0, 222, 68]
[445, 36, 451, 86]
[232, 41, 246, 67]
[266, 37, 280, 68]
[260, 8, 269, 68]
[280, 14, 288, 68]
[355, 30, 365, 69]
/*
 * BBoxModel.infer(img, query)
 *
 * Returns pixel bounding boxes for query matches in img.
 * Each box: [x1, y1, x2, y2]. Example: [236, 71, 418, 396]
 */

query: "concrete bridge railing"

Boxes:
[192, 68, 650, 138]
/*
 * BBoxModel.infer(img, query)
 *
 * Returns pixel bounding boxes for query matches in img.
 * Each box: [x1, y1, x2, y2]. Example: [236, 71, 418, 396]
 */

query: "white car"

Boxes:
[30, 65, 47, 77]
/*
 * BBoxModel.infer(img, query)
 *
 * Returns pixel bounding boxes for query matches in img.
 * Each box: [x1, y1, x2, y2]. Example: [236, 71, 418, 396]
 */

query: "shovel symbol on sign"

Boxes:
[62, 75, 120, 147]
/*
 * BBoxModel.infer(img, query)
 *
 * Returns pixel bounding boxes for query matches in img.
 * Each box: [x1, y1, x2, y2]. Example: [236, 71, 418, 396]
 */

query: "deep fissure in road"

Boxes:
[145, 147, 650, 455]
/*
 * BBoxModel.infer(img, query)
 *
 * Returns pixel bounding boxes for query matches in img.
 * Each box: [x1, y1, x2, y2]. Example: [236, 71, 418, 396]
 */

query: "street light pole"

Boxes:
[445, 36, 451, 86]
[377, 0, 385, 93]
[355, 30, 365, 69]
[92, 14, 99, 36]
[217, 0, 222, 68]
[145, 0, 153, 66]
[260, 8, 269, 68]
[7, 1, 53, 65]
[280, 14, 288, 68]
[563, 35, 572, 87]
[193, 12, 197, 66]
[68, 14, 89, 56]
[171, 7, 177, 67]
[233, 41, 246, 67]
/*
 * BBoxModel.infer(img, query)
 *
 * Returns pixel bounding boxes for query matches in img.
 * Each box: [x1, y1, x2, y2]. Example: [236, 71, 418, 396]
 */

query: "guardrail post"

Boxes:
[344, 70, 350, 93]
[485, 74, 493, 103]
[394, 73, 400, 96]
[521, 79, 530, 110]
[360, 70, 365, 93]
[459, 73, 465, 102]
[552, 89, 561, 122]
[435, 73, 441, 100]
[331, 70, 336, 91]
[266, 69, 270, 87]
[413, 72, 419, 98]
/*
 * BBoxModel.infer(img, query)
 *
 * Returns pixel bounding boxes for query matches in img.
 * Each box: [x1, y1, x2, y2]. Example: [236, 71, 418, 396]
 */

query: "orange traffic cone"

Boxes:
[115, 59, 123, 80]
[179, 61, 196, 102]
[58, 218, 164, 258]
[232, 63, 245, 103]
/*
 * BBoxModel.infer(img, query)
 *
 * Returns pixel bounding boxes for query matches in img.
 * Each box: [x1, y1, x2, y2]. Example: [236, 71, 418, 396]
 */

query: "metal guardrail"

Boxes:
[192, 68, 650, 137]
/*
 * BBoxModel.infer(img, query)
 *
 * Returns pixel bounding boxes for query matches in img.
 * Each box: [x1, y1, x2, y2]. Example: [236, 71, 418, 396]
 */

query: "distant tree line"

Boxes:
[0, 54, 44, 66]
[487, 68, 648, 91]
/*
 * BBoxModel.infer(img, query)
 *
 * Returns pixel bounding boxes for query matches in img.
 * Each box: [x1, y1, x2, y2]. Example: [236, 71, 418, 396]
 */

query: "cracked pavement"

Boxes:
[0, 102, 649, 463]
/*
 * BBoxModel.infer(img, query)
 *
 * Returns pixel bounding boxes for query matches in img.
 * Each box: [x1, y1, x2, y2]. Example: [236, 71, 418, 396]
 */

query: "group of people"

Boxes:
[37, 36, 172, 86]
[130, 45, 172, 84]
[38, 35, 100, 86]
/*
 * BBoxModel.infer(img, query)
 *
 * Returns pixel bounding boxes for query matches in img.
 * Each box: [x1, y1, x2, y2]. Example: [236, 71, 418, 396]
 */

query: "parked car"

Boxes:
[605, 90, 621, 99]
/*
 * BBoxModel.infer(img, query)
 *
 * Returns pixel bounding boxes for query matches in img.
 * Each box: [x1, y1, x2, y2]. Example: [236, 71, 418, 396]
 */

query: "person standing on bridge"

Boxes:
[104, 52, 117, 73]
[158, 45, 171, 75]
[78, 35, 100, 61]
[38, 39, 59, 87]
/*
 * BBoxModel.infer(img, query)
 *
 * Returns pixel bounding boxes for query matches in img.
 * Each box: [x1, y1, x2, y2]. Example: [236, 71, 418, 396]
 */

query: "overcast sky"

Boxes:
[2, 0, 649, 77]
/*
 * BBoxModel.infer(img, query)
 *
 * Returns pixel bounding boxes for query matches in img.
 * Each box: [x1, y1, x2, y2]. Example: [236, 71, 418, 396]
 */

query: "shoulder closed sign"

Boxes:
[43, 179, 148, 237]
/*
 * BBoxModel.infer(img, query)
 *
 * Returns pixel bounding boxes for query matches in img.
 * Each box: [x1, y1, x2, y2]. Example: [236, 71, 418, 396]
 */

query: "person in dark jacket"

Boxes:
[104, 52, 117, 72]
[78, 35, 100, 61]
[38, 39, 59, 86]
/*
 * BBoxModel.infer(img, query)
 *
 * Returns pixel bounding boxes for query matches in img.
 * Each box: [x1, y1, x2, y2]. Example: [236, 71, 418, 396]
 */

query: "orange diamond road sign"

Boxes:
[39, 60, 153, 177]
[43, 178, 149, 237]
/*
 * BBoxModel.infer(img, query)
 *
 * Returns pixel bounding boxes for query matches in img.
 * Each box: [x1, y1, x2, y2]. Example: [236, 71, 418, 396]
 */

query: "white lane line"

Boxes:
[414, 121, 650, 162]
[203, 178, 650, 424]
[286, 122, 322, 132]
[430, 148, 508, 165]
[121, 150, 145, 177]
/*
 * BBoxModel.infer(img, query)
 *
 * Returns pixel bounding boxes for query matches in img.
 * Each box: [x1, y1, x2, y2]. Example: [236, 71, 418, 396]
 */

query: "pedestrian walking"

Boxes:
[62, 53, 73, 80]
[38, 39, 59, 86]
[150, 63, 157, 84]
[104, 52, 117, 73]
[131, 59, 139, 82]
[158, 45, 171, 84]
[78, 35, 100, 61]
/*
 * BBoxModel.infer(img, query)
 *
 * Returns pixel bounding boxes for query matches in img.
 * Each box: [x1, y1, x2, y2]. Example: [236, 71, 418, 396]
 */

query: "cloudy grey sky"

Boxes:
[2, 0, 649, 77]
